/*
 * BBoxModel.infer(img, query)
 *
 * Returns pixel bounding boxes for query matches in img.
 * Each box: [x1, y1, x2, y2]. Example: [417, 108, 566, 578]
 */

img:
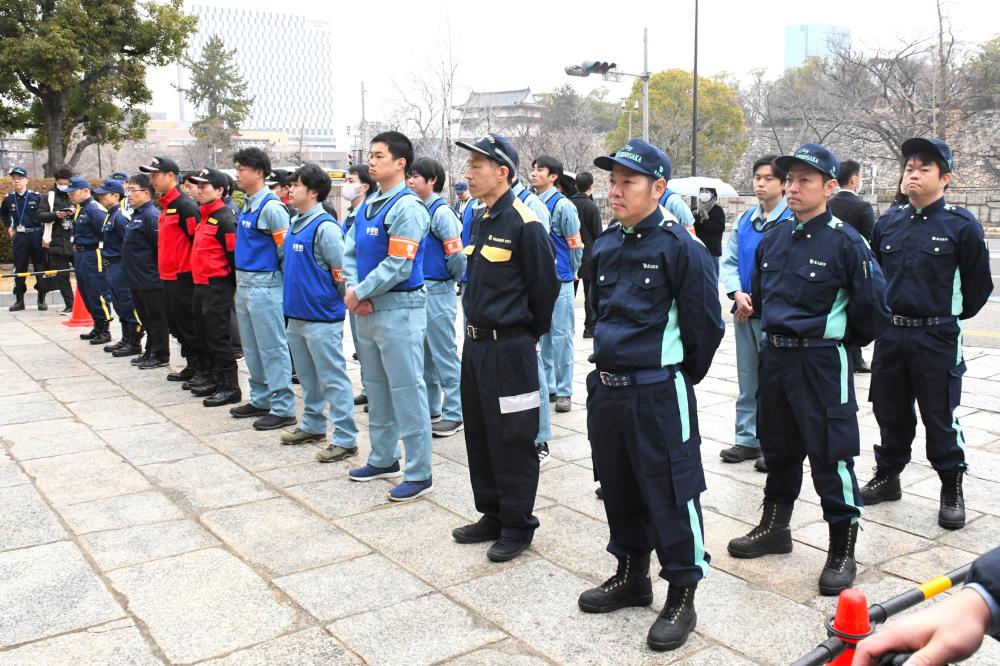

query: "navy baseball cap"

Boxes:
[455, 134, 519, 172]
[775, 143, 840, 180]
[111, 172, 129, 181]
[901, 137, 953, 173]
[59, 176, 91, 193]
[93, 179, 125, 195]
[8, 167, 28, 178]
[453, 181, 468, 193]
[139, 155, 180, 174]
[266, 169, 291, 187]
[187, 167, 230, 191]
[594, 139, 672, 181]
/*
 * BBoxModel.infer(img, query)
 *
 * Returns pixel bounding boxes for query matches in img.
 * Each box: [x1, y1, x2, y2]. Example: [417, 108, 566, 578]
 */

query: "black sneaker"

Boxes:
[719, 445, 761, 463]
[595, 485, 604, 500]
[582, 329, 594, 339]
[647, 585, 697, 651]
[9, 299, 25, 312]
[137, 356, 169, 370]
[536, 442, 550, 466]
[166, 366, 196, 382]
[487, 537, 531, 562]
[229, 403, 269, 419]
[432, 420, 463, 437]
[131, 350, 150, 366]
[37, 295, 48, 311]
[253, 414, 297, 431]
[754, 456, 768, 473]
[452, 517, 502, 544]
[353, 393, 368, 406]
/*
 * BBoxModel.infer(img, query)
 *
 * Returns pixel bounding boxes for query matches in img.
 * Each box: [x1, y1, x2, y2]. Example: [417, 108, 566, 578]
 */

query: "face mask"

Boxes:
[698, 192, 713, 203]
[341, 182, 358, 202]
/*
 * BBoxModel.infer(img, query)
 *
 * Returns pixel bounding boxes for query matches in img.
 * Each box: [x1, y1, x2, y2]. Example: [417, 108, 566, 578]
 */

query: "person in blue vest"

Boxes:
[2, 167, 48, 311]
[579, 139, 723, 652]
[341, 163, 376, 405]
[718, 155, 794, 471]
[531, 155, 583, 415]
[727, 143, 891, 596]
[94, 179, 142, 357]
[229, 147, 296, 431]
[407, 157, 466, 438]
[343, 131, 434, 502]
[452, 181, 471, 216]
[509, 173, 555, 464]
[63, 177, 115, 344]
[278, 162, 359, 462]
[658, 181, 695, 227]
[861, 138, 993, 530]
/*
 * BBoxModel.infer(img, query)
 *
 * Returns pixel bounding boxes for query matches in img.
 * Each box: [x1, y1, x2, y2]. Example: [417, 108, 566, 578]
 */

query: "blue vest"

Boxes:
[516, 188, 531, 203]
[354, 188, 426, 292]
[544, 192, 575, 282]
[736, 205, 794, 293]
[657, 188, 676, 207]
[423, 198, 453, 281]
[236, 191, 282, 272]
[283, 213, 346, 322]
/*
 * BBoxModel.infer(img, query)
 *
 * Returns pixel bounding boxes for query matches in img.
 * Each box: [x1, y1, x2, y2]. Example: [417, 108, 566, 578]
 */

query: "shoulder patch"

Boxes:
[207, 217, 218, 225]
[512, 199, 540, 224]
[943, 204, 978, 224]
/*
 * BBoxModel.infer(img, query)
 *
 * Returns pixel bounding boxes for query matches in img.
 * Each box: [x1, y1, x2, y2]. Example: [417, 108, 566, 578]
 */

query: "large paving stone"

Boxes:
[881, 545, 980, 583]
[201, 497, 368, 576]
[702, 470, 824, 529]
[0, 453, 28, 488]
[107, 548, 297, 663]
[536, 462, 597, 506]
[56, 490, 185, 534]
[0, 618, 160, 665]
[0, 541, 124, 647]
[795, 518, 932, 566]
[863, 492, 981, 538]
[257, 460, 347, 488]
[327, 593, 504, 666]
[336, 500, 529, 587]
[286, 475, 396, 520]
[44, 374, 127, 402]
[203, 429, 319, 471]
[0, 398, 70, 426]
[98, 422, 213, 466]
[81, 518, 219, 571]
[531, 505, 616, 583]
[678, 645, 761, 665]
[67, 396, 165, 431]
[141, 454, 276, 512]
[199, 627, 359, 665]
[906, 473, 1000, 516]
[22, 449, 151, 506]
[275, 553, 431, 621]
[694, 569, 827, 666]
[0, 485, 67, 551]
[157, 402, 258, 436]
[443, 638, 550, 665]
[425, 456, 480, 521]
[20, 359, 93, 381]
[0, 418, 107, 460]
[448, 559, 706, 665]
[939, 514, 1000, 555]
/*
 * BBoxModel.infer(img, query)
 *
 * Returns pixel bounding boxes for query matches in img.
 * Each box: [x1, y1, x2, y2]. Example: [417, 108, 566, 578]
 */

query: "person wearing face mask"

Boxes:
[692, 188, 725, 277]
[341, 163, 375, 407]
[38, 167, 77, 312]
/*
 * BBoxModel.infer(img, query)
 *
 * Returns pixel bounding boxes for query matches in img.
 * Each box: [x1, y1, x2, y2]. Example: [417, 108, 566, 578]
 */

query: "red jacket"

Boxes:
[157, 187, 200, 280]
[191, 198, 237, 284]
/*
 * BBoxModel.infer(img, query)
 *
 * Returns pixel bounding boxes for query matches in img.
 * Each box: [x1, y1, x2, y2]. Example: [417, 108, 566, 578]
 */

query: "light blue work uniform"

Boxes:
[344, 181, 433, 482]
[284, 203, 358, 447]
[719, 196, 793, 449]
[422, 193, 466, 423]
[659, 189, 695, 227]
[235, 186, 295, 418]
[537, 186, 582, 399]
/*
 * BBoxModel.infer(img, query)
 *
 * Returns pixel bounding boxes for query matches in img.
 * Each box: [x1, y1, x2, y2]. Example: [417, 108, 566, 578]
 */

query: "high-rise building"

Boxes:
[784, 24, 850, 69]
[181, 4, 336, 149]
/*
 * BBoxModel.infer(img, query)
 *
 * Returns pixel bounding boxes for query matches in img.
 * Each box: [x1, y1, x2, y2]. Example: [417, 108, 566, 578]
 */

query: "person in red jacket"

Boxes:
[187, 168, 242, 408]
[139, 156, 206, 384]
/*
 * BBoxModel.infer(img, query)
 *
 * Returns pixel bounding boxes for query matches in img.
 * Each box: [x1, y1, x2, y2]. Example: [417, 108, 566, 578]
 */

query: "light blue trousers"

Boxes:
[286, 318, 358, 447]
[734, 317, 765, 449]
[535, 351, 551, 445]
[540, 281, 575, 398]
[423, 280, 463, 422]
[235, 284, 295, 417]
[356, 306, 433, 481]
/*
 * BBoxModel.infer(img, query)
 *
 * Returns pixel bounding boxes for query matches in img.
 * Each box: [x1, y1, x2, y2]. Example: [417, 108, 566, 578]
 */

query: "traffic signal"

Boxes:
[565, 60, 617, 77]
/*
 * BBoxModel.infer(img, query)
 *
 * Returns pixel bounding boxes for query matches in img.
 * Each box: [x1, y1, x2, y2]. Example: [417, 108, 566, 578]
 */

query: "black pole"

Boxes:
[691, 0, 699, 177]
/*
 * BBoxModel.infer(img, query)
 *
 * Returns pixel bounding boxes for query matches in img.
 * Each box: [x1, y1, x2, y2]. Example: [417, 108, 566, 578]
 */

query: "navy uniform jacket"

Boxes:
[590, 207, 724, 383]
[122, 200, 161, 290]
[72, 197, 106, 247]
[101, 204, 128, 261]
[462, 188, 559, 340]
[752, 210, 890, 346]
[1, 190, 42, 231]
[872, 197, 992, 320]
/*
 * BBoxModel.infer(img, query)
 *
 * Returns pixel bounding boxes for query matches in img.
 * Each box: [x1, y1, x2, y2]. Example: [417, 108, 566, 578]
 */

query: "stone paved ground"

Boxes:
[2, 298, 1000, 666]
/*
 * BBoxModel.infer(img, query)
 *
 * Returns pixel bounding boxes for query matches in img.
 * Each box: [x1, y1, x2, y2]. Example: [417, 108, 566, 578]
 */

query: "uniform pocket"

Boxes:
[825, 402, 860, 463]
[495, 341, 541, 445]
[480, 244, 512, 262]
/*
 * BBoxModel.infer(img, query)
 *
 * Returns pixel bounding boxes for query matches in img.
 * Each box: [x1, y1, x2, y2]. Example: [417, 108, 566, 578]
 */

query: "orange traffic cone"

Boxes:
[62, 286, 94, 328]
[829, 588, 873, 665]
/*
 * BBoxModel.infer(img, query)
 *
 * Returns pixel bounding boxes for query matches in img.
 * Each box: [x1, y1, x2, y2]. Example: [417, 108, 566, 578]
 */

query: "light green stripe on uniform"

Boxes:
[837, 460, 863, 523]
[687, 500, 709, 577]
[674, 370, 690, 442]
[824, 288, 848, 340]
[837, 344, 848, 404]
[956, 320, 964, 366]
[951, 267, 963, 317]
[661, 301, 683, 366]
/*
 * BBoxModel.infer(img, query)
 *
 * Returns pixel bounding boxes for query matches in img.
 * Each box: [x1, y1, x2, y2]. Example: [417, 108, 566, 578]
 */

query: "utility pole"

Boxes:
[360, 81, 368, 152]
[642, 28, 650, 142]
[691, 0, 699, 177]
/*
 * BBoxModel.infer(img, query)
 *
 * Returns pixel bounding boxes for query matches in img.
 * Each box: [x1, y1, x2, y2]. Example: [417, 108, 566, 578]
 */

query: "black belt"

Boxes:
[465, 324, 530, 341]
[768, 334, 841, 349]
[598, 367, 676, 387]
[891, 315, 956, 328]
[74, 244, 98, 251]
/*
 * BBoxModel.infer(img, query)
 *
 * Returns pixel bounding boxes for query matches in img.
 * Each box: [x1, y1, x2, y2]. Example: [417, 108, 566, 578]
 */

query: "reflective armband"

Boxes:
[388, 236, 419, 260]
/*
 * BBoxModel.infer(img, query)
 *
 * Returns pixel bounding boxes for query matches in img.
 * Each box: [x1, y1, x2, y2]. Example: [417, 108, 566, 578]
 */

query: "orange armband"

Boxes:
[331, 268, 344, 283]
[388, 236, 420, 260]
[272, 228, 286, 246]
[565, 233, 583, 250]
[443, 236, 464, 255]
